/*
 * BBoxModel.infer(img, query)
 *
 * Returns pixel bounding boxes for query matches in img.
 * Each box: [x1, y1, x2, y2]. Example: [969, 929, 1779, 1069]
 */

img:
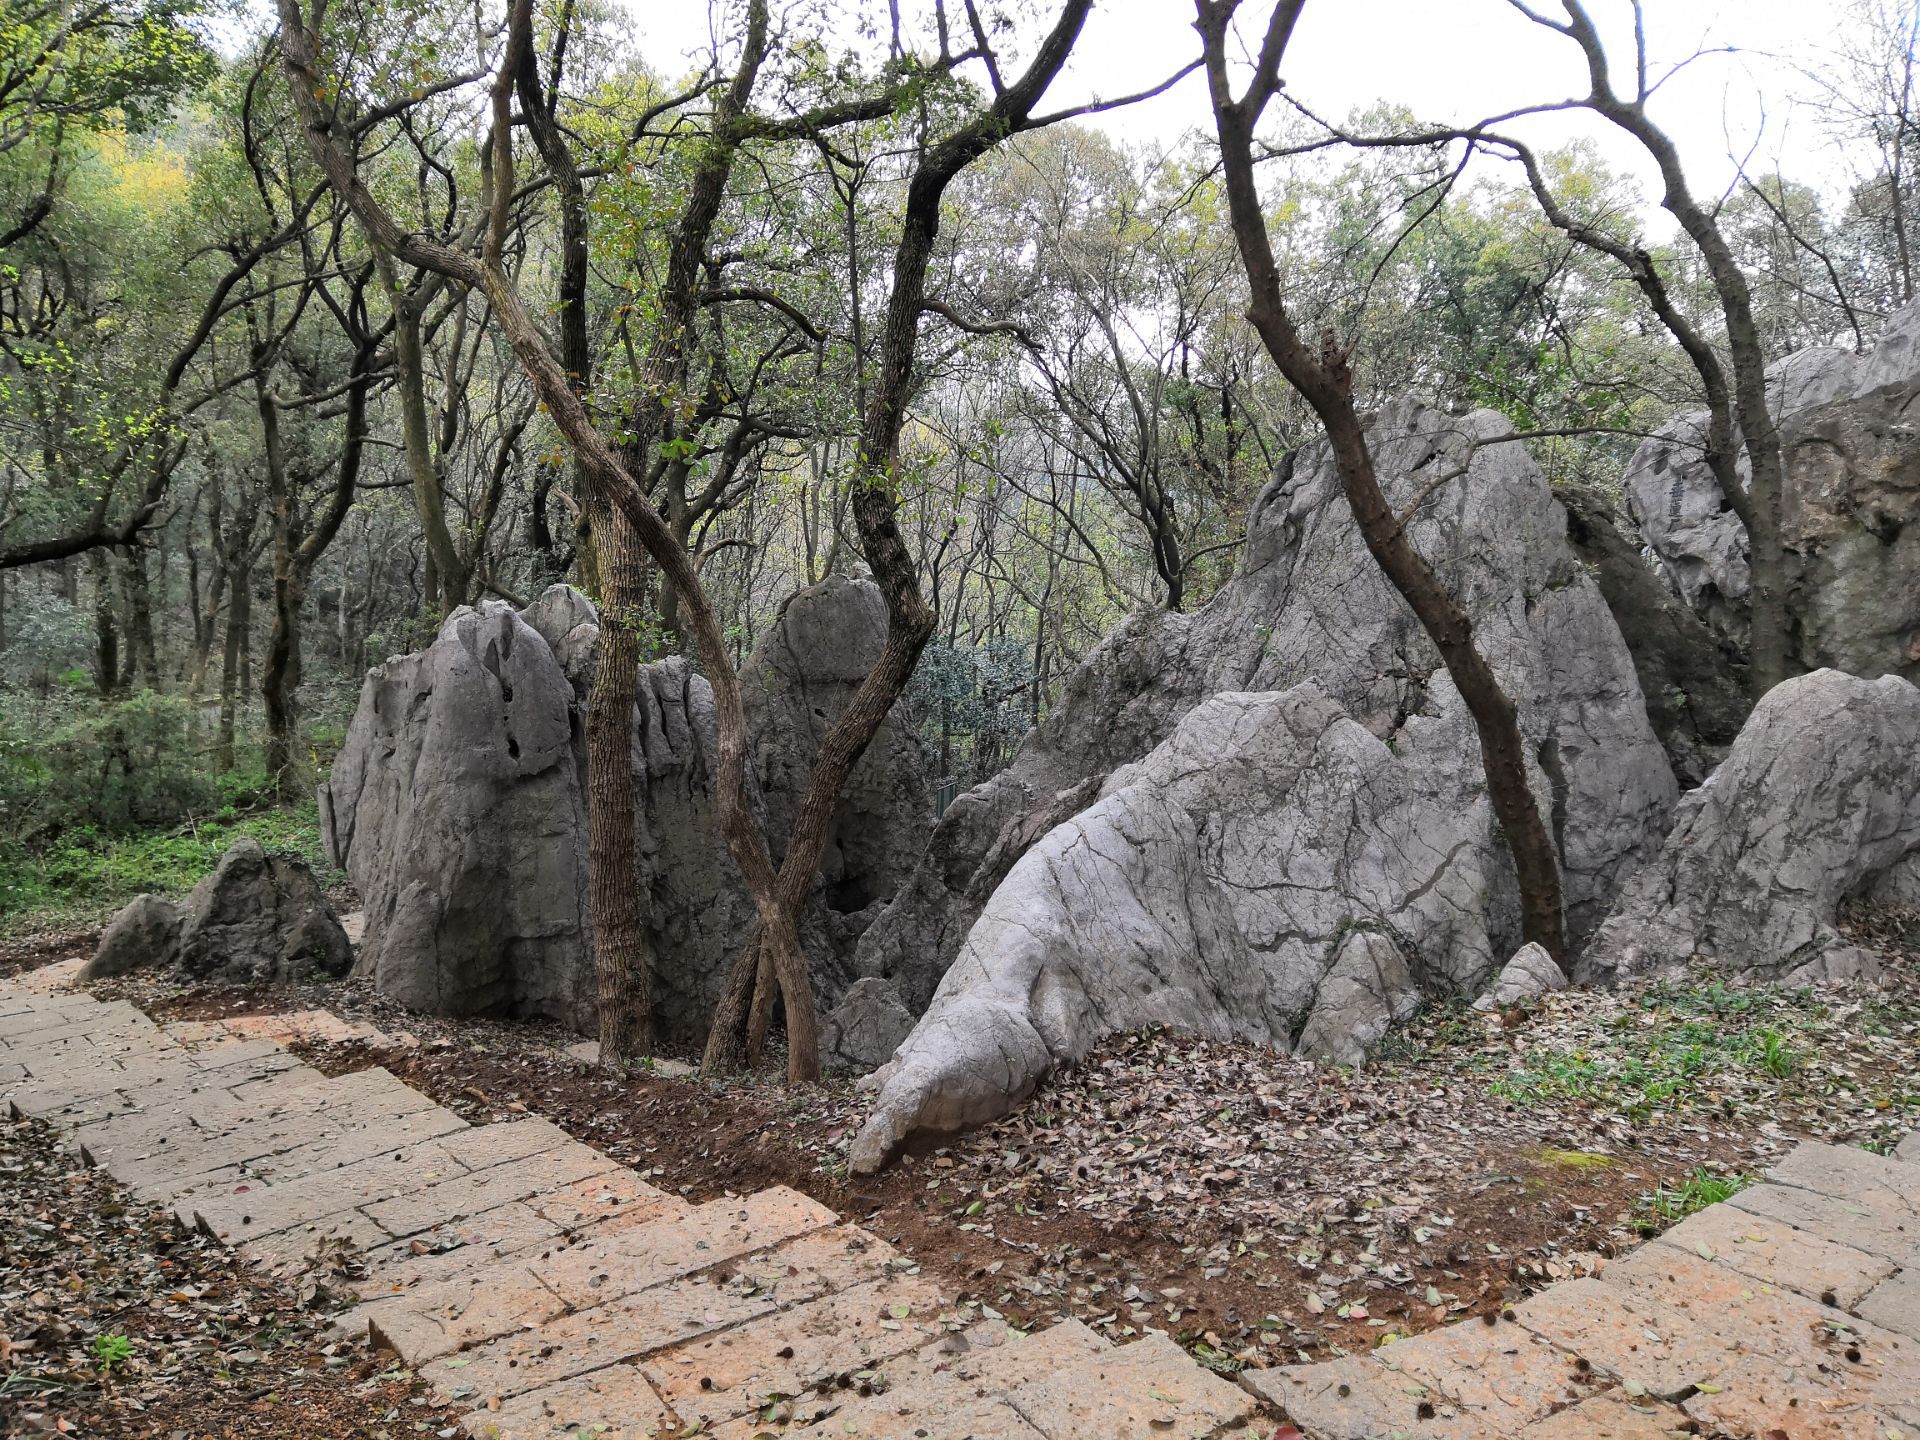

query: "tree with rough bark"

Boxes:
[1194, 0, 1569, 964]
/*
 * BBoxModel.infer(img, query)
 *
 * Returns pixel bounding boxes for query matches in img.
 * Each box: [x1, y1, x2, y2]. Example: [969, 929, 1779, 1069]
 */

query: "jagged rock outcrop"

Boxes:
[321, 600, 596, 1029]
[322, 579, 930, 1048]
[744, 577, 933, 999]
[83, 893, 184, 980]
[1625, 302, 1920, 680]
[847, 399, 1677, 1169]
[1472, 942, 1569, 1013]
[1559, 483, 1750, 784]
[1588, 669, 1920, 986]
[85, 841, 352, 985]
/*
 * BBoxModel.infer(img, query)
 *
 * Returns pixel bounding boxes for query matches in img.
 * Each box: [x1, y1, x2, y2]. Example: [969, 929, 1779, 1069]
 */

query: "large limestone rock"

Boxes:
[321, 601, 595, 1028]
[1589, 670, 1920, 986]
[743, 577, 932, 996]
[1559, 482, 1750, 784]
[1624, 302, 1920, 680]
[85, 841, 353, 985]
[847, 399, 1677, 1168]
[322, 579, 930, 1048]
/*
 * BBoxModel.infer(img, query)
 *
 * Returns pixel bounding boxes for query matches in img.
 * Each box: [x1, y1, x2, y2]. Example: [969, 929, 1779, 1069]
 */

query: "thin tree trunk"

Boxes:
[91, 551, 119, 698]
[217, 567, 248, 773]
[585, 503, 653, 1065]
[1196, 0, 1566, 962]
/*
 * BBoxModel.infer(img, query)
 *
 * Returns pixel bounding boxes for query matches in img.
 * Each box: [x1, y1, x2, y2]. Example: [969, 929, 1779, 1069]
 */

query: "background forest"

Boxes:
[2, 0, 1916, 931]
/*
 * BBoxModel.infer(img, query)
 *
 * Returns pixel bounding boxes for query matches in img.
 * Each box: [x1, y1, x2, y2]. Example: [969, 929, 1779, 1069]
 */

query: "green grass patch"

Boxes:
[1637, 1167, 1753, 1232]
[0, 798, 336, 934]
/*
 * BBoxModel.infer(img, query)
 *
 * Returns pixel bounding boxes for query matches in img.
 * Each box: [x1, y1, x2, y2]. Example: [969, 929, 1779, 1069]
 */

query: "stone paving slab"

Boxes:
[1374, 1317, 1606, 1432]
[1516, 1393, 1688, 1438]
[9, 977, 1919, 1440]
[1856, 1268, 1920, 1340]
[734, 1320, 1110, 1438]
[1601, 1246, 1920, 1414]
[642, 1272, 951, 1431]
[1010, 1329, 1258, 1438]
[1646, 1204, 1899, 1310]
[1731, 1180, 1920, 1270]
[464, 1359, 677, 1439]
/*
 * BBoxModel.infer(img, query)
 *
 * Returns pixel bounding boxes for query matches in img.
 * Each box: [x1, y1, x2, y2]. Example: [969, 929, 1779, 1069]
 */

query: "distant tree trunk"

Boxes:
[90, 550, 119, 698]
[216, 567, 248, 773]
[585, 504, 653, 1063]
[124, 548, 159, 690]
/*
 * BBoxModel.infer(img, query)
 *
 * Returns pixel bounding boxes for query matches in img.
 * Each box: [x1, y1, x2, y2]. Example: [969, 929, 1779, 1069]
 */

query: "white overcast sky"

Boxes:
[627, 0, 1869, 230]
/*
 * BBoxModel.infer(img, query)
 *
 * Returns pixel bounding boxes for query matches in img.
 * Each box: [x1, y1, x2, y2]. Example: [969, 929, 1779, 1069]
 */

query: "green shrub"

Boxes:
[0, 691, 216, 842]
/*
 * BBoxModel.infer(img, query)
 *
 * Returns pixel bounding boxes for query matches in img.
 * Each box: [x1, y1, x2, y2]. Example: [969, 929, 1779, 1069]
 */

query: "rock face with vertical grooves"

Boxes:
[321, 601, 596, 1030]
[846, 399, 1678, 1170]
[1588, 669, 1920, 986]
[1623, 300, 1920, 681]
[321, 580, 931, 1048]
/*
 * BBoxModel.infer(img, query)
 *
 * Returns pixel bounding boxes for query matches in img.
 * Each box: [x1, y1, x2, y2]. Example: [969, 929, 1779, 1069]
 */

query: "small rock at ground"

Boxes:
[1473, 942, 1569, 1012]
[83, 893, 185, 980]
[175, 837, 353, 985]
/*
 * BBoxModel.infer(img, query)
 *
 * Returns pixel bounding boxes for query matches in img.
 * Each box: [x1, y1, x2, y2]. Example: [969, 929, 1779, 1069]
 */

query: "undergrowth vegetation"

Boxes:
[0, 691, 339, 931]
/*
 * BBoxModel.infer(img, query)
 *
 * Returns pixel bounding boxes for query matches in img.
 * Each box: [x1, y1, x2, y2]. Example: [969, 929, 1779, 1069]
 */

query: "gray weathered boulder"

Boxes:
[1588, 669, 1920, 986]
[743, 577, 933, 999]
[176, 838, 353, 985]
[1559, 483, 1750, 785]
[854, 404, 1678, 1034]
[1472, 942, 1569, 1012]
[323, 579, 931, 1047]
[1625, 302, 1920, 680]
[321, 600, 597, 1029]
[848, 400, 1677, 1170]
[820, 977, 917, 1075]
[83, 893, 184, 980]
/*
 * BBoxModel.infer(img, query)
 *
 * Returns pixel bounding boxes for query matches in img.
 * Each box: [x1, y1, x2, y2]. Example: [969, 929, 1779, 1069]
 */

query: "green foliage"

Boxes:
[0, 691, 217, 843]
[0, 798, 334, 930]
[1638, 1168, 1752, 1231]
[1489, 985, 1818, 1121]
[91, 1333, 135, 1372]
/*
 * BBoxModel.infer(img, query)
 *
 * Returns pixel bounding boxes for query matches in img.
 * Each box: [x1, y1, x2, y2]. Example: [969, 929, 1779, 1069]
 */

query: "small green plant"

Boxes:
[1638, 1168, 1750, 1232]
[92, 1333, 135, 1372]
[1756, 1028, 1798, 1079]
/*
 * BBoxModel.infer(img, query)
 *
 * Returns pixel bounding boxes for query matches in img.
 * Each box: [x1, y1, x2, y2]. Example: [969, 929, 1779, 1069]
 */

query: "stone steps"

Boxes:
[6, 971, 1916, 1440]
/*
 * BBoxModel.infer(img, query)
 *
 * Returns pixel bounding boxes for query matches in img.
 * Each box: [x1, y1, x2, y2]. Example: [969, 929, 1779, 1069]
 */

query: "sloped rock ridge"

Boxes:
[1588, 669, 1920, 986]
[851, 402, 1678, 1049]
[84, 839, 352, 985]
[1625, 300, 1920, 680]
[321, 579, 931, 1046]
[848, 399, 1677, 1170]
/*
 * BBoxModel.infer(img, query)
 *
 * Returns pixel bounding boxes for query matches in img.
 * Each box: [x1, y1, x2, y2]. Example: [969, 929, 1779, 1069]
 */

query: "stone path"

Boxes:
[3, 970, 1917, 1440]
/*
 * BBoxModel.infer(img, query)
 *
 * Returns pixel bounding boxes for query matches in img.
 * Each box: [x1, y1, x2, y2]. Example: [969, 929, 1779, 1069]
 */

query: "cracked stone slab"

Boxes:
[527, 1188, 838, 1310]
[1516, 1392, 1690, 1438]
[1376, 1319, 1605, 1431]
[1638, 1206, 1897, 1310]
[360, 1141, 618, 1238]
[438, 1274, 777, 1401]
[1243, 1353, 1498, 1439]
[733, 1320, 1108, 1439]
[367, 1264, 567, 1365]
[1005, 1329, 1256, 1438]
[1766, 1141, 1920, 1217]
[641, 1273, 949, 1431]
[1730, 1182, 1920, 1269]
[1857, 1270, 1920, 1340]
[1597, 1248, 1920, 1418]
[461, 1360, 675, 1439]
[1511, 1278, 1731, 1401]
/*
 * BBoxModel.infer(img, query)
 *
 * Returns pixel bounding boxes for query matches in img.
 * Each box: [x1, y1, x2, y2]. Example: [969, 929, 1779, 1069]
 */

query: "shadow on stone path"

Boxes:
[3, 966, 1916, 1440]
